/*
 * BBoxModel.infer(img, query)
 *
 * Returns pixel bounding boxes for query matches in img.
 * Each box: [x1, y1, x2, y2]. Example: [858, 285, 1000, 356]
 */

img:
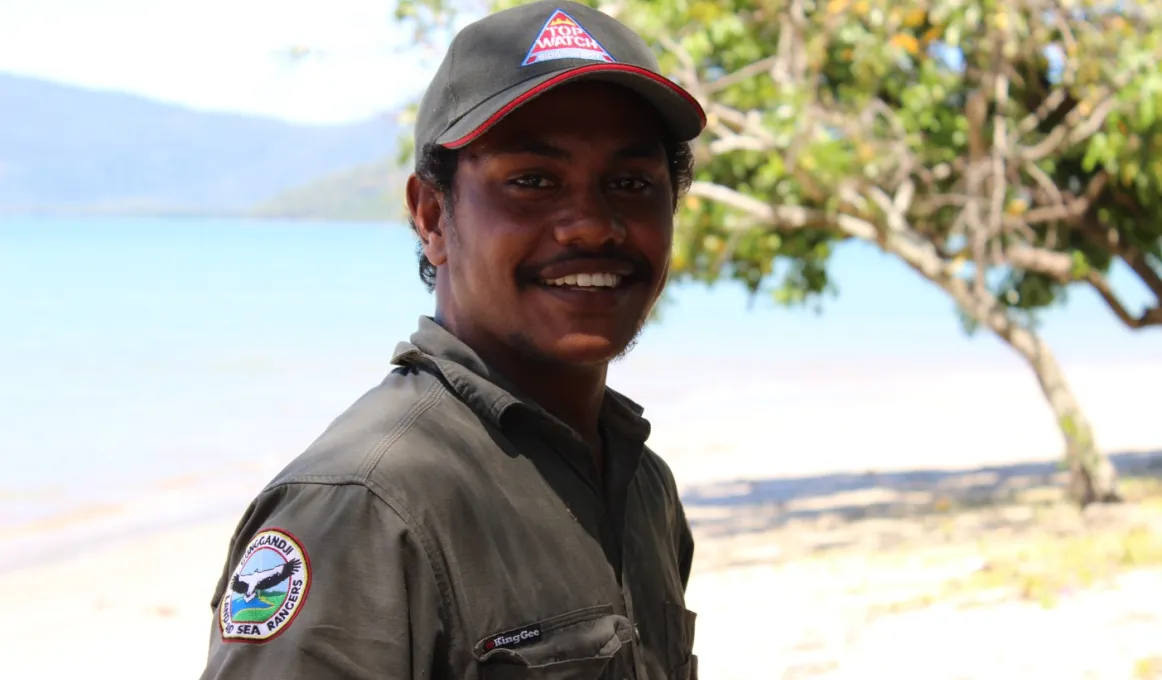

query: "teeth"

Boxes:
[542, 273, 623, 288]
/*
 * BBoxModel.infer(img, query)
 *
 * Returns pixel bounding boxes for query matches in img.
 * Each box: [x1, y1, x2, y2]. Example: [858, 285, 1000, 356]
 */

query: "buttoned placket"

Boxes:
[536, 418, 646, 680]
[605, 433, 647, 680]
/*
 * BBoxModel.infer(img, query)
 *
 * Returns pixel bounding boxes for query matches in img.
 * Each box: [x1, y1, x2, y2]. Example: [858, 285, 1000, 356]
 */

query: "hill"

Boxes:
[251, 158, 408, 222]
[0, 72, 399, 215]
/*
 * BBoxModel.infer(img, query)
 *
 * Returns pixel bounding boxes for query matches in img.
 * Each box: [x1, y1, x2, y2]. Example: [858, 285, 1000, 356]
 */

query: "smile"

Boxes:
[540, 272, 623, 289]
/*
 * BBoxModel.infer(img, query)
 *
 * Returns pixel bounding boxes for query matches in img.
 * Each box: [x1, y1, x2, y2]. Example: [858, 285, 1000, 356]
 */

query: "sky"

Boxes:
[0, 0, 458, 123]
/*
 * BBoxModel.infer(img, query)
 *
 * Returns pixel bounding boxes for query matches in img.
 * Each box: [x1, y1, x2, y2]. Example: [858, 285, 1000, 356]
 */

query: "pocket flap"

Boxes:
[474, 604, 633, 672]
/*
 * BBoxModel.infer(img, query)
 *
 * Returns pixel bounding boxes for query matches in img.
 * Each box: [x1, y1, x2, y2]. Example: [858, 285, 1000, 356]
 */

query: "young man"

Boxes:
[199, 2, 705, 678]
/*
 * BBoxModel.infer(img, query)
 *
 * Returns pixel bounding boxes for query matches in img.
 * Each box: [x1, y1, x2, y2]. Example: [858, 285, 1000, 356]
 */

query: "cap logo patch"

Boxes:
[522, 9, 615, 67]
[219, 528, 311, 643]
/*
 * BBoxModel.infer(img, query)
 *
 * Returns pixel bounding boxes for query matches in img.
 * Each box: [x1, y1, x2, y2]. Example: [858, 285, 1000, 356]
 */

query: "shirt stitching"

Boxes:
[356, 378, 444, 478]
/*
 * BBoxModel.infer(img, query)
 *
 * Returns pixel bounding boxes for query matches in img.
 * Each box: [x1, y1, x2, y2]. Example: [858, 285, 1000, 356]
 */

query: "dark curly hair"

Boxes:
[408, 137, 695, 292]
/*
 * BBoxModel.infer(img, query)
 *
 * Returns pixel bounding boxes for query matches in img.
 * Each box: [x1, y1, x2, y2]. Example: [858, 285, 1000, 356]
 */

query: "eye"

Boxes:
[610, 176, 652, 193]
[508, 174, 554, 189]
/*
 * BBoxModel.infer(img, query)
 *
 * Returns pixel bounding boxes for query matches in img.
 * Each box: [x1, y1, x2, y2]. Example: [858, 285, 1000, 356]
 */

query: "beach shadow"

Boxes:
[680, 450, 1162, 546]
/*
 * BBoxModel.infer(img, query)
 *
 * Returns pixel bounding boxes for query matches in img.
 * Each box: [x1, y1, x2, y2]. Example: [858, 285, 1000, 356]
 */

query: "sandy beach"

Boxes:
[3, 360, 1161, 679]
[5, 462, 1162, 680]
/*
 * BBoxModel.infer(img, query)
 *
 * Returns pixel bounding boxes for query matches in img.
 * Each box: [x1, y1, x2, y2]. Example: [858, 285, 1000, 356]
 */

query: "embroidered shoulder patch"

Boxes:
[522, 9, 615, 66]
[219, 528, 311, 643]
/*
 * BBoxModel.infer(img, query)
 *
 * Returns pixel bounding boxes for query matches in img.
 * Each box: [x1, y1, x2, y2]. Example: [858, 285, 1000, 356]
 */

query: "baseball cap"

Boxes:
[413, 0, 706, 160]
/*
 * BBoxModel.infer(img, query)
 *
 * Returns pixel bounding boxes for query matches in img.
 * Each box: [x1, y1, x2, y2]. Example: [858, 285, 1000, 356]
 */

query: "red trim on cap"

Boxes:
[441, 63, 706, 149]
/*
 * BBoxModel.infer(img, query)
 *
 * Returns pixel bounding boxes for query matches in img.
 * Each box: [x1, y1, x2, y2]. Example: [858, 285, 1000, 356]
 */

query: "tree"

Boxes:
[395, 0, 1162, 505]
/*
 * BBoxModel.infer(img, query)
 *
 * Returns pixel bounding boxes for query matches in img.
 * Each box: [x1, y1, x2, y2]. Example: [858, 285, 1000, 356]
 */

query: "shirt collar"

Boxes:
[391, 316, 651, 443]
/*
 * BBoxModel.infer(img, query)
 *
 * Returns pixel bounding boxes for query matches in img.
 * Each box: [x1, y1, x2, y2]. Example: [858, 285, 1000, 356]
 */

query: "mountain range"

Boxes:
[0, 71, 404, 218]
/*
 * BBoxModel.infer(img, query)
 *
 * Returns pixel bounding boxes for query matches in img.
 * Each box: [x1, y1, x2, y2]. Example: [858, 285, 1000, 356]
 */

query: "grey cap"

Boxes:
[413, 0, 705, 161]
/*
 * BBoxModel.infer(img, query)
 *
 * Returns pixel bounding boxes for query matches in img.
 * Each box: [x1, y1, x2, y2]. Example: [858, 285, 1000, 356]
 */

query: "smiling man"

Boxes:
[199, 2, 705, 679]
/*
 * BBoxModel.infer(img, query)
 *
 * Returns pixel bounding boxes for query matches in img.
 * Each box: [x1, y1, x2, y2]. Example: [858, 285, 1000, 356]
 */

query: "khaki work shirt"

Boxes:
[199, 316, 698, 679]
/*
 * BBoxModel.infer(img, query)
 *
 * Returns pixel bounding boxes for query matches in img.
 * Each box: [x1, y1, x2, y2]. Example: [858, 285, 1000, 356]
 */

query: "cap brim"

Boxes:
[435, 63, 706, 149]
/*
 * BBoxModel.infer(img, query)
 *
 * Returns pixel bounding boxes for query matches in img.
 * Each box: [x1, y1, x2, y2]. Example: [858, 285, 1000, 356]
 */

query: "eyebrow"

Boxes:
[486, 139, 665, 162]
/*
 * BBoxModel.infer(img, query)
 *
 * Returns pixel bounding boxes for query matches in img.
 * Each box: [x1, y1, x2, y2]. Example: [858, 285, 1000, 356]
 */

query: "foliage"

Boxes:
[663, 0, 1161, 328]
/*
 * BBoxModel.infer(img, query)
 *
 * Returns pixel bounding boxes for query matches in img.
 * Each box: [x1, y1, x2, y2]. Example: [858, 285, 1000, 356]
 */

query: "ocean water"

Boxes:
[0, 216, 1155, 561]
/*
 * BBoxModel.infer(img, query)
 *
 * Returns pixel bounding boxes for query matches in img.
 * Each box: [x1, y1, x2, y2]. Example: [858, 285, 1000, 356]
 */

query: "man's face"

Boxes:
[413, 81, 675, 367]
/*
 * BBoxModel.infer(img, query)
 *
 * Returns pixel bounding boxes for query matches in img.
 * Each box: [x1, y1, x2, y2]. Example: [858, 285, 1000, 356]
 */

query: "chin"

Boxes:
[550, 333, 629, 365]
[510, 329, 634, 368]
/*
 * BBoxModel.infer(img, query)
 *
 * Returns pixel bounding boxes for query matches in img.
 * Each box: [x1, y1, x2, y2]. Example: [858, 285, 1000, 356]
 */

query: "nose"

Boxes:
[551, 185, 626, 249]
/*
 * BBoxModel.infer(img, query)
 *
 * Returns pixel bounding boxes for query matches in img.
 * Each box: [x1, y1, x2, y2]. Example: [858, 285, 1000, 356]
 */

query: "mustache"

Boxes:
[518, 246, 652, 280]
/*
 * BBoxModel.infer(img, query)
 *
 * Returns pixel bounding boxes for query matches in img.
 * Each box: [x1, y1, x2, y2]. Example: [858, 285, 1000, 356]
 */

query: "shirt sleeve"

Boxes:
[198, 481, 445, 680]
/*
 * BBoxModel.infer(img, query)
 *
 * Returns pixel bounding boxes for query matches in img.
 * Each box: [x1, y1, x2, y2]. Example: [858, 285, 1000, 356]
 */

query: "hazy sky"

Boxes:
[0, 0, 454, 123]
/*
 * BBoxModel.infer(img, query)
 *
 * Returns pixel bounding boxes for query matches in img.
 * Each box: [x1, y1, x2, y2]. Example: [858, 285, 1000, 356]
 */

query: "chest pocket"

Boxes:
[665, 602, 698, 680]
[474, 605, 633, 680]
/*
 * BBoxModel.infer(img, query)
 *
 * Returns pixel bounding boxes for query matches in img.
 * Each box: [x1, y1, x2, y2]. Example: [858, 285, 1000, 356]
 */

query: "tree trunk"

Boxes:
[698, 181, 1125, 506]
[864, 221, 1122, 506]
[993, 324, 1122, 506]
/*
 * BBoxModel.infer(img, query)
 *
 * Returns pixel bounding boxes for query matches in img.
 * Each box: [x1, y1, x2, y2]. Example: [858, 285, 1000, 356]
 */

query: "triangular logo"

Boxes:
[521, 9, 615, 67]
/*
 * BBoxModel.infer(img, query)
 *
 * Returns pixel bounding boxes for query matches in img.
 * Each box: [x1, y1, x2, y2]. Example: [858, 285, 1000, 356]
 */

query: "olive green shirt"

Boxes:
[199, 316, 697, 679]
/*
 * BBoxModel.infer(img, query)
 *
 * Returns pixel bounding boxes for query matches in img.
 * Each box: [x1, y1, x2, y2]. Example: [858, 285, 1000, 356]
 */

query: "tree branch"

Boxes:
[771, 0, 809, 86]
[1019, 92, 1119, 162]
[1004, 242, 1162, 329]
[688, 181, 823, 229]
[1023, 171, 1107, 224]
[657, 34, 707, 104]
[705, 56, 780, 94]
[989, 70, 1010, 244]
[1005, 245, 1075, 279]
[1083, 273, 1162, 328]
[1013, 88, 1070, 139]
[707, 135, 776, 155]
[1023, 159, 1066, 207]
[1051, 2, 1080, 85]
[706, 102, 777, 146]
[1076, 216, 1162, 305]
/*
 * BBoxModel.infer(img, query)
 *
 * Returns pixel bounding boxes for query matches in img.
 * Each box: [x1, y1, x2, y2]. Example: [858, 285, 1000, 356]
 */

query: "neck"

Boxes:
[514, 359, 607, 447]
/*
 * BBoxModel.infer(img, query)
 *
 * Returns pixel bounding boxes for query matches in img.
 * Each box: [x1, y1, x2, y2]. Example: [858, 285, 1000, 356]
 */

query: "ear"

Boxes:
[406, 174, 449, 267]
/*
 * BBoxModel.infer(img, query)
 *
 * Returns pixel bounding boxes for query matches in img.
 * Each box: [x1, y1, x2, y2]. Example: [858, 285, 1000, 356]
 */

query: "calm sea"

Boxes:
[0, 216, 1153, 563]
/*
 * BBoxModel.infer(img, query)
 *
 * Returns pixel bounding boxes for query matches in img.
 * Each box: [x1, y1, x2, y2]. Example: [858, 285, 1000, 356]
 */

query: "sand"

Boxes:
[5, 488, 1162, 680]
[641, 360, 1162, 490]
[3, 360, 1161, 679]
[0, 520, 237, 679]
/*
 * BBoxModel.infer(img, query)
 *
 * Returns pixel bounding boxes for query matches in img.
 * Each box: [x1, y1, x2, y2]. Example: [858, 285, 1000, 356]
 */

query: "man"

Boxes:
[199, 1, 705, 678]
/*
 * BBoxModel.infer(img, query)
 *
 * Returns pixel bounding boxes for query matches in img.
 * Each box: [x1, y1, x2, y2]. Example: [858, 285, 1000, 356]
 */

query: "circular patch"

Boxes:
[219, 528, 311, 642]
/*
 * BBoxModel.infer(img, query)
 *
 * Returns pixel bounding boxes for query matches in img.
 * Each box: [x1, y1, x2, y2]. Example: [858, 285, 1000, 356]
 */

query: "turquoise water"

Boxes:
[0, 216, 1154, 528]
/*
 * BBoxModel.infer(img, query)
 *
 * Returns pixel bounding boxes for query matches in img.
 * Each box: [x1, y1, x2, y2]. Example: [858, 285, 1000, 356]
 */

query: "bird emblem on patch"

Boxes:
[219, 528, 311, 642]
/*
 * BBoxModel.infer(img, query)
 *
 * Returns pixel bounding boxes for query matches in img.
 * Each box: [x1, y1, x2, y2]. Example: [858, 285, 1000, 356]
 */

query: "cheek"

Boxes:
[630, 210, 674, 266]
[451, 187, 549, 283]
[448, 220, 539, 287]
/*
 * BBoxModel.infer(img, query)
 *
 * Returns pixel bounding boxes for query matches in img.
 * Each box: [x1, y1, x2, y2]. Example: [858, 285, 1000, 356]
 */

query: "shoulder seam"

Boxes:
[257, 376, 447, 494]
[357, 377, 447, 479]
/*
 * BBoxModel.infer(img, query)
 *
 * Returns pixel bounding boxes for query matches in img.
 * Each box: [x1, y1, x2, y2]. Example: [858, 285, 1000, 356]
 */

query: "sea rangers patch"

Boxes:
[219, 528, 311, 643]
[522, 9, 615, 66]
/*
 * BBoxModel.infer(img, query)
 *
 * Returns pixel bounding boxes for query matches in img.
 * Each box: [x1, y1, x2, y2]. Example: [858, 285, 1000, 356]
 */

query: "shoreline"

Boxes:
[8, 358, 1159, 515]
[3, 445, 1159, 577]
